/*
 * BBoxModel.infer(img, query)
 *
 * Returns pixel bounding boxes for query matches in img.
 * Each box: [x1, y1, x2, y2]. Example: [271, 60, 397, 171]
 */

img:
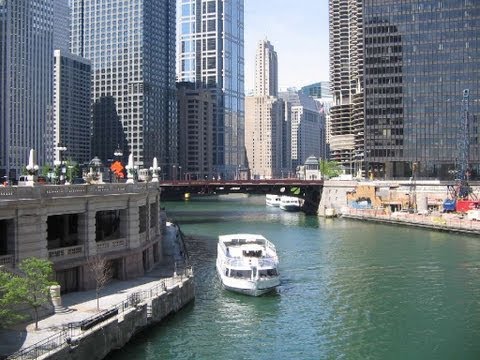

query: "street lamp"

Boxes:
[56, 144, 67, 184]
[179, 166, 182, 181]
[114, 146, 123, 159]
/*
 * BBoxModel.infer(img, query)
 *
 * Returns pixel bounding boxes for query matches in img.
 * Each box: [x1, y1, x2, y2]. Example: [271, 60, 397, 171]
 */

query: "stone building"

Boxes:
[0, 183, 163, 293]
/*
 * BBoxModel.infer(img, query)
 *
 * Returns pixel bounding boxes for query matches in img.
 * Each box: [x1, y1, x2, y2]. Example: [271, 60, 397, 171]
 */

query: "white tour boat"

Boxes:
[216, 233, 280, 296]
[279, 196, 302, 212]
[265, 194, 281, 207]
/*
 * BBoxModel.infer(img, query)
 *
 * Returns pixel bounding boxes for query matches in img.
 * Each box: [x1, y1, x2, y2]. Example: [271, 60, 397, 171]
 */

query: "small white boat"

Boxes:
[216, 234, 280, 296]
[265, 194, 281, 207]
[279, 196, 301, 212]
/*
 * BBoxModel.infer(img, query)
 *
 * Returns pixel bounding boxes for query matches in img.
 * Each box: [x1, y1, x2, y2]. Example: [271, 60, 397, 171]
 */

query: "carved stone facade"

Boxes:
[0, 183, 163, 293]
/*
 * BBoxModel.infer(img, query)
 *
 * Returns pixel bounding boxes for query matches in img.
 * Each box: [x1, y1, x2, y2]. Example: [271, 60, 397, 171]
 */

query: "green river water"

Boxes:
[108, 195, 480, 360]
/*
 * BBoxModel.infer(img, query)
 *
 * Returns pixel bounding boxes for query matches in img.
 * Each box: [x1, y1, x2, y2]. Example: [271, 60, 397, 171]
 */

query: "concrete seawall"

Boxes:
[48, 278, 194, 360]
[342, 209, 480, 235]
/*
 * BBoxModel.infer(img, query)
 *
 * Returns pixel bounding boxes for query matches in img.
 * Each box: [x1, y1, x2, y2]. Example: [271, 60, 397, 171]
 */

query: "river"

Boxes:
[108, 195, 480, 360]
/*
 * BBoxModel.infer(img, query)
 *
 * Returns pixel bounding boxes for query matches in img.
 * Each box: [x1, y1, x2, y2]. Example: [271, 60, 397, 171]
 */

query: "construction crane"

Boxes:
[444, 89, 477, 212]
[455, 89, 472, 198]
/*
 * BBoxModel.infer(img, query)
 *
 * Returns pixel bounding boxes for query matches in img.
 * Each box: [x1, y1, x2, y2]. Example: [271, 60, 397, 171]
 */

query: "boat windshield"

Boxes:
[229, 269, 252, 279]
[258, 269, 278, 277]
[243, 250, 262, 257]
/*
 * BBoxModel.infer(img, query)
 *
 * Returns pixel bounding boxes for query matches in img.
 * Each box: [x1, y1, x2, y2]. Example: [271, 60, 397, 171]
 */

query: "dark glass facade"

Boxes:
[364, 0, 480, 179]
[71, 0, 177, 169]
[178, 0, 245, 179]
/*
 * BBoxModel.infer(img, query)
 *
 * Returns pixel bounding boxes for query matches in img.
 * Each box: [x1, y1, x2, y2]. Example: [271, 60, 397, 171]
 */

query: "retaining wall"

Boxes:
[46, 278, 194, 360]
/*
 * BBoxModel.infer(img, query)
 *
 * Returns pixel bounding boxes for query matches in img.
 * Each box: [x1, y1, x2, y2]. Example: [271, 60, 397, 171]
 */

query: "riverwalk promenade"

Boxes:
[0, 222, 193, 359]
[342, 208, 480, 235]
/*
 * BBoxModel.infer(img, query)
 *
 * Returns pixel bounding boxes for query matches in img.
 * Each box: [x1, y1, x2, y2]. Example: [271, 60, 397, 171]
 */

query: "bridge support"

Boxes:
[301, 187, 322, 215]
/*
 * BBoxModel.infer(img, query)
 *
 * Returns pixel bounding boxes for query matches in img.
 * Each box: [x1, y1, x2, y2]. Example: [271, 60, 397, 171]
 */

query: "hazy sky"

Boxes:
[244, 0, 330, 92]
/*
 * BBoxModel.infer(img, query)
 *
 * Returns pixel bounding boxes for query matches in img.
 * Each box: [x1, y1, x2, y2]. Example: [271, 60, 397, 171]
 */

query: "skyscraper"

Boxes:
[363, 0, 480, 179]
[71, 0, 177, 169]
[53, 0, 70, 53]
[245, 39, 284, 179]
[0, 0, 54, 179]
[255, 39, 278, 97]
[279, 90, 326, 170]
[177, 82, 214, 180]
[300, 82, 332, 100]
[329, 0, 364, 175]
[178, 0, 245, 179]
[53, 50, 91, 166]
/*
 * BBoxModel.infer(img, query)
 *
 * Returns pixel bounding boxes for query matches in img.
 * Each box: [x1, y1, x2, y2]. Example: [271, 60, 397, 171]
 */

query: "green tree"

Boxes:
[0, 271, 25, 327]
[319, 160, 341, 179]
[65, 159, 80, 183]
[41, 164, 52, 178]
[0, 258, 57, 330]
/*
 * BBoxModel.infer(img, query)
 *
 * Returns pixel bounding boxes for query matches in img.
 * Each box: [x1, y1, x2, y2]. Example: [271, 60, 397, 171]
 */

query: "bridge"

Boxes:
[158, 179, 324, 214]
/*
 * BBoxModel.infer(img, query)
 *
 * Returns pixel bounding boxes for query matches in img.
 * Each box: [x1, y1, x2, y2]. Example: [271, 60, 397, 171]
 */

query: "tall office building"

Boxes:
[245, 97, 284, 179]
[279, 90, 326, 170]
[178, 0, 245, 179]
[301, 82, 332, 100]
[0, 0, 54, 179]
[254, 39, 278, 97]
[54, 0, 70, 53]
[177, 82, 214, 180]
[363, 0, 480, 179]
[329, 0, 364, 175]
[245, 39, 284, 179]
[71, 0, 177, 169]
[53, 50, 92, 166]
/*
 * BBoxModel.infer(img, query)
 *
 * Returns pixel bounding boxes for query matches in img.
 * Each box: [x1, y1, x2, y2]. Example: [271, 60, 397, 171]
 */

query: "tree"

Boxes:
[319, 160, 342, 179]
[41, 164, 52, 178]
[87, 255, 112, 311]
[0, 258, 57, 330]
[0, 271, 25, 327]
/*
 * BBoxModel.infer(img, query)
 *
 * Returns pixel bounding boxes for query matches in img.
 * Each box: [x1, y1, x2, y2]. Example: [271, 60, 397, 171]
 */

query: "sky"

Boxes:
[244, 0, 330, 93]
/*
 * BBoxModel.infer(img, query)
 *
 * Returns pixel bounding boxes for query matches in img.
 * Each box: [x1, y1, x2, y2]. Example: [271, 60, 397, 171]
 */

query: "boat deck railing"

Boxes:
[223, 256, 277, 268]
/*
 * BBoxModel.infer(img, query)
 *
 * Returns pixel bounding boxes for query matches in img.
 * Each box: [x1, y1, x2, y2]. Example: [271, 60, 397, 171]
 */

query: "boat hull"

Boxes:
[279, 196, 302, 212]
[279, 205, 301, 212]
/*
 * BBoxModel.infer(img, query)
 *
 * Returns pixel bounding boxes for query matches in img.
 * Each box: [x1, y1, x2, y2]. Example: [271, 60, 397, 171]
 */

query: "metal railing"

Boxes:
[7, 329, 69, 360]
[7, 266, 193, 360]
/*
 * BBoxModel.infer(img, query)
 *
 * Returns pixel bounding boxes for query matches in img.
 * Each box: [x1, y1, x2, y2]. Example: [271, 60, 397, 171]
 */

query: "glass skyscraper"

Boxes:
[71, 0, 177, 168]
[0, 0, 54, 179]
[363, 0, 480, 179]
[178, 0, 245, 179]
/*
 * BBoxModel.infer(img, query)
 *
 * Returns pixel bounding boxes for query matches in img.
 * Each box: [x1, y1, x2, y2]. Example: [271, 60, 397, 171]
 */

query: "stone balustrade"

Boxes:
[0, 254, 13, 267]
[48, 245, 85, 261]
[97, 238, 127, 253]
[0, 182, 160, 200]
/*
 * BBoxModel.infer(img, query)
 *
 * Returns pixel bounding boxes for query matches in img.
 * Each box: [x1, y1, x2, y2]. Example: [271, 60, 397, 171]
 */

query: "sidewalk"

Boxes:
[0, 222, 185, 358]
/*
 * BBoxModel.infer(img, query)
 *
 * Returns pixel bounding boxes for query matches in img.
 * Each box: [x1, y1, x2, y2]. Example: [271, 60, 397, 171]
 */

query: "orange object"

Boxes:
[110, 161, 125, 178]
